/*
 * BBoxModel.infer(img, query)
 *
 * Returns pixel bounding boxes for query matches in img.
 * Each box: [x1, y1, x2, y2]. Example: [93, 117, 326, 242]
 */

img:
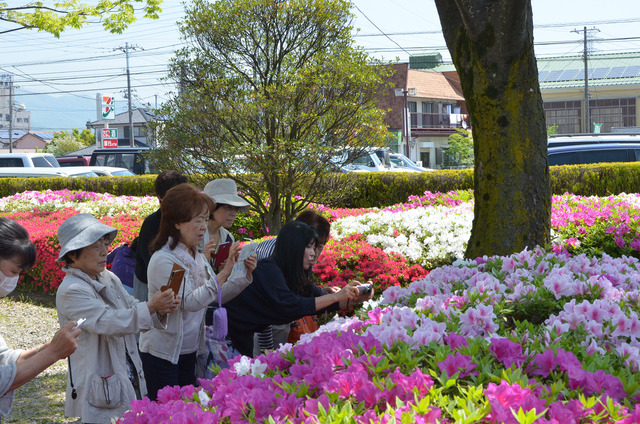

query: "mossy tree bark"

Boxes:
[434, 0, 551, 258]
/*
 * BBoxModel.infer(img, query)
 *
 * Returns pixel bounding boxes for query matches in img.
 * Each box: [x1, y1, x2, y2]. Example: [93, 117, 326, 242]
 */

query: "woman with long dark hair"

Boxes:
[225, 221, 370, 357]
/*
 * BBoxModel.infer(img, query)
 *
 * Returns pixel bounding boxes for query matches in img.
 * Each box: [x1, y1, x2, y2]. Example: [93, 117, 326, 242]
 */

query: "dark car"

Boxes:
[548, 143, 640, 166]
[90, 147, 155, 175]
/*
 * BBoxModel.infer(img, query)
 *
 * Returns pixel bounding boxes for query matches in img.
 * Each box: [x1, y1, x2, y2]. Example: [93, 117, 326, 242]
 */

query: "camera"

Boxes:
[355, 283, 373, 296]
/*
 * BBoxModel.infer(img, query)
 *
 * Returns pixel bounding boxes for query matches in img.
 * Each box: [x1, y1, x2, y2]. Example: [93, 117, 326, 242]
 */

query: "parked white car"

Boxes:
[0, 168, 98, 178]
[389, 153, 431, 172]
[0, 153, 60, 168]
[62, 166, 135, 177]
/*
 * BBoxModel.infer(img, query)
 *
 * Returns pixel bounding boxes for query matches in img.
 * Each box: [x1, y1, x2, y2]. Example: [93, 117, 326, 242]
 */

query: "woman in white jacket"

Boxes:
[138, 183, 256, 400]
[55, 213, 180, 424]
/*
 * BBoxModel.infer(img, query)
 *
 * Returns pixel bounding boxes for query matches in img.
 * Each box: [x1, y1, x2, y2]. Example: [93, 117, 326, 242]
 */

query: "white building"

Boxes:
[0, 74, 31, 131]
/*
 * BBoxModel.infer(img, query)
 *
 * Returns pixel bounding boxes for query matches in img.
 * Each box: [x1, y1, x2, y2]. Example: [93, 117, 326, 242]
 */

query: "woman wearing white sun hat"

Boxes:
[55, 213, 179, 424]
[201, 178, 251, 267]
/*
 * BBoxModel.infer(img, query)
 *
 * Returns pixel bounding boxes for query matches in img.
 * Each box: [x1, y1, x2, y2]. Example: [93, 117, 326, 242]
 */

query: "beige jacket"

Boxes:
[139, 243, 251, 364]
[56, 266, 164, 424]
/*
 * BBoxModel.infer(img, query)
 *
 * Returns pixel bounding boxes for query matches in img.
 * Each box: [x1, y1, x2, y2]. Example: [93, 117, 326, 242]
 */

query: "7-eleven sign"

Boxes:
[101, 96, 115, 120]
[102, 128, 118, 148]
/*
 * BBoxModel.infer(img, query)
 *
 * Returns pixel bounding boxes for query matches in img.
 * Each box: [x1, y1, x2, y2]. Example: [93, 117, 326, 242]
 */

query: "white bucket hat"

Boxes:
[57, 213, 118, 262]
[203, 179, 250, 213]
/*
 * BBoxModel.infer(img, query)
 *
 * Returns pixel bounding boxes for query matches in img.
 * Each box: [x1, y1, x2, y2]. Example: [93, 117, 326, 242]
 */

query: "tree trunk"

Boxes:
[434, 0, 551, 258]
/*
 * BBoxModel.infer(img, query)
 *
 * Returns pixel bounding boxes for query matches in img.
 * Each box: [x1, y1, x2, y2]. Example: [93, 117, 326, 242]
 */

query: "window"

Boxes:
[408, 101, 417, 127]
[0, 158, 23, 167]
[581, 149, 629, 164]
[32, 157, 55, 167]
[23, 118, 28, 123]
[16, 118, 22, 123]
[589, 98, 636, 133]
[544, 101, 581, 134]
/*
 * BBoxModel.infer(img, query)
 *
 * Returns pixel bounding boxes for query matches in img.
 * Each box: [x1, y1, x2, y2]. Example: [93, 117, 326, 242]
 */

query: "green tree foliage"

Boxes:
[435, 0, 551, 258]
[547, 124, 558, 135]
[71, 128, 95, 147]
[443, 128, 474, 168]
[45, 131, 84, 156]
[153, 0, 392, 233]
[0, 1, 162, 36]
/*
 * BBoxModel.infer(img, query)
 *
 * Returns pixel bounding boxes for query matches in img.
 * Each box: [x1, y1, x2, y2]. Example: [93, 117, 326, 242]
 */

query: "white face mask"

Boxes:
[0, 270, 19, 298]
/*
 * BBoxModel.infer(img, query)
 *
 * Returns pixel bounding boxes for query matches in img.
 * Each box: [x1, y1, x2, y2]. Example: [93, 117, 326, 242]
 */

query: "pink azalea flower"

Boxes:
[437, 352, 478, 379]
[489, 338, 527, 369]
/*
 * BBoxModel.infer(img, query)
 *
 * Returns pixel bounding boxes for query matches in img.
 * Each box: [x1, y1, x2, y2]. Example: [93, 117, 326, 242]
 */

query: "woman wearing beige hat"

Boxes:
[201, 178, 251, 267]
[55, 213, 179, 424]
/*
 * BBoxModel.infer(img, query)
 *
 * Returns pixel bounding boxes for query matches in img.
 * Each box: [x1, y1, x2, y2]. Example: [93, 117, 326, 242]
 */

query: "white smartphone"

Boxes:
[72, 318, 86, 331]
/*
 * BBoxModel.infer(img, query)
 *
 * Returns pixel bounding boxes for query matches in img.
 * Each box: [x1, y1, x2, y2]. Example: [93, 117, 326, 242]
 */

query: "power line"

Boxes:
[353, 4, 413, 57]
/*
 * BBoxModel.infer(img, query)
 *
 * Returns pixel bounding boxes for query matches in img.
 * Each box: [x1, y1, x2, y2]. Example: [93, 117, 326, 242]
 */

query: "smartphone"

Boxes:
[161, 264, 185, 295]
[72, 318, 86, 331]
[213, 242, 232, 267]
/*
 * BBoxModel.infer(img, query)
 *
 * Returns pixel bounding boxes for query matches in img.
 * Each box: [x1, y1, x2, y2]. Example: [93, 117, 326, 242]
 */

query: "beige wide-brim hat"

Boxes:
[203, 179, 250, 213]
[57, 213, 118, 261]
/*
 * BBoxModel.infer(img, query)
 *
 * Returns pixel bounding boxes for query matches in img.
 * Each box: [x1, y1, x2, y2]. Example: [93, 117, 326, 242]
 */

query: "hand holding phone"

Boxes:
[213, 242, 232, 267]
[161, 263, 186, 296]
[72, 318, 86, 331]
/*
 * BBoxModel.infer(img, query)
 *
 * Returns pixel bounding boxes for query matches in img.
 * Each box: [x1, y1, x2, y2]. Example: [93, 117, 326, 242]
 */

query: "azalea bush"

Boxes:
[330, 202, 473, 269]
[551, 193, 640, 259]
[313, 234, 428, 294]
[4, 208, 143, 293]
[118, 247, 640, 423]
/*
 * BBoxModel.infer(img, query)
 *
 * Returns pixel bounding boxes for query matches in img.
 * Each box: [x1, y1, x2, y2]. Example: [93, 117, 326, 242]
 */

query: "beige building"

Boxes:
[537, 52, 640, 134]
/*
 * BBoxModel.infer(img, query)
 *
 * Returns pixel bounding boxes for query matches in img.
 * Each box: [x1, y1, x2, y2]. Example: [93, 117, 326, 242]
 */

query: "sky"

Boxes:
[2, 0, 640, 130]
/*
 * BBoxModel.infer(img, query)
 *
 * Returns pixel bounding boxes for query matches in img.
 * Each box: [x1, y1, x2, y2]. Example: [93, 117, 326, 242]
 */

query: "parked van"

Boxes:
[548, 143, 640, 166]
[0, 153, 60, 168]
[548, 134, 640, 147]
[90, 147, 155, 175]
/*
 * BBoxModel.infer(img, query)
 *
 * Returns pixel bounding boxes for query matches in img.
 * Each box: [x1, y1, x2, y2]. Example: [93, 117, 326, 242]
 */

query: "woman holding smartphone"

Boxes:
[225, 221, 373, 357]
[55, 213, 180, 423]
[138, 183, 257, 401]
[201, 178, 250, 267]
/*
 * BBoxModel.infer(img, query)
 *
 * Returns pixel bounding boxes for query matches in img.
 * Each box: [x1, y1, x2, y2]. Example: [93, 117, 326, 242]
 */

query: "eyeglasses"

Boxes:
[220, 204, 242, 213]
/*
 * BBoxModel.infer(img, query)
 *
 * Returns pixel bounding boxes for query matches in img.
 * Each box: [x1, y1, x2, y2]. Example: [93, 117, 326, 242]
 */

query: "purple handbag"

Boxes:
[204, 276, 230, 376]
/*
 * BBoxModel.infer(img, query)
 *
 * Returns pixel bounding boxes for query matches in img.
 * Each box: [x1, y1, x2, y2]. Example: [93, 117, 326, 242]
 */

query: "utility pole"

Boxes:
[8, 75, 13, 153]
[115, 43, 142, 146]
[572, 26, 599, 133]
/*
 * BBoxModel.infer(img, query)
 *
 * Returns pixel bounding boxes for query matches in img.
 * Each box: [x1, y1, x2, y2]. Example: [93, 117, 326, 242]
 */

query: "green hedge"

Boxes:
[2, 162, 639, 206]
[550, 162, 640, 196]
[0, 175, 157, 198]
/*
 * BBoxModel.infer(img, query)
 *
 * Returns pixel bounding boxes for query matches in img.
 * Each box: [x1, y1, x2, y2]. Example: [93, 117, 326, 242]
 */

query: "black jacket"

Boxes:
[225, 257, 338, 356]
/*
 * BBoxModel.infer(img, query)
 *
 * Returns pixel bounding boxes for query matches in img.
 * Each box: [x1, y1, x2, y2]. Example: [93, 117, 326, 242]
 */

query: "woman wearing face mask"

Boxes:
[0, 217, 80, 419]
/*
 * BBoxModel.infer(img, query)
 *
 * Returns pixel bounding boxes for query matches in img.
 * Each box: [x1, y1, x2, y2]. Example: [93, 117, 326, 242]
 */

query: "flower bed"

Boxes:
[118, 247, 640, 423]
[3, 189, 640, 421]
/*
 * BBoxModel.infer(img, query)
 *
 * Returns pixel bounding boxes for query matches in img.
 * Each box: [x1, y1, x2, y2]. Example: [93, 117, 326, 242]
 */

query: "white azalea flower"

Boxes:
[233, 355, 252, 376]
[198, 389, 211, 407]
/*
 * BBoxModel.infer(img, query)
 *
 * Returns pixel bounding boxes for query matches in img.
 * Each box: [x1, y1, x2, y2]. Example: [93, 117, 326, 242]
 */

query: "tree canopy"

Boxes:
[45, 128, 94, 156]
[434, 0, 551, 258]
[0, 1, 162, 36]
[153, 0, 392, 233]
